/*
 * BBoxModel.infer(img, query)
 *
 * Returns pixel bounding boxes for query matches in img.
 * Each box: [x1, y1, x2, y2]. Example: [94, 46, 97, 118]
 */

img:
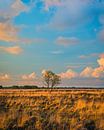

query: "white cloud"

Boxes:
[0, 46, 23, 55]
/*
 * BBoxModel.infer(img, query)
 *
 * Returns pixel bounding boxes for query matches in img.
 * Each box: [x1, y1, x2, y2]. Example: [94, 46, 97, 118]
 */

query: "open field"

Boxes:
[0, 89, 104, 130]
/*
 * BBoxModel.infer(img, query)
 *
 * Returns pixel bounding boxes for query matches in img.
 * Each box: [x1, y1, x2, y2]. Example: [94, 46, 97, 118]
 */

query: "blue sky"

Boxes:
[0, 0, 104, 87]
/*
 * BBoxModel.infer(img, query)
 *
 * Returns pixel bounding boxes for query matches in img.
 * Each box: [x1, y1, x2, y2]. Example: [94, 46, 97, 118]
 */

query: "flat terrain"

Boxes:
[0, 89, 104, 130]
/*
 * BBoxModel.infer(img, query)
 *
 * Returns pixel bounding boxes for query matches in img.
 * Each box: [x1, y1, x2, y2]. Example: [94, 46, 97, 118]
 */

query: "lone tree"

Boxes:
[42, 70, 61, 88]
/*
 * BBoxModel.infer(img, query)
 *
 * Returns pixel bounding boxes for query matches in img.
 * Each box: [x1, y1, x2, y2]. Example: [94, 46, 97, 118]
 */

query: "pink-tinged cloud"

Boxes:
[0, 0, 32, 43]
[80, 57, 104, 78]
[92, 67, 104, 78]
[59, 69, 78, 79]
[0, 74, 10, 80]
[97, 58, 104, 68]
[22, 72, 36, 80]
[56, 36, 79, 46]
[0, 23, 18, 42]
[80, 67, 94, 78]
[92, 57, 104, 78]
[0, 22, 47, 44]
[0, 46, 23, 55]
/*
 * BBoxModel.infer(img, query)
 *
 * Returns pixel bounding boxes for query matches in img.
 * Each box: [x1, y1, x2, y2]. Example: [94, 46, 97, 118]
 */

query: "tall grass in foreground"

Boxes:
[0, 89, 104, 130]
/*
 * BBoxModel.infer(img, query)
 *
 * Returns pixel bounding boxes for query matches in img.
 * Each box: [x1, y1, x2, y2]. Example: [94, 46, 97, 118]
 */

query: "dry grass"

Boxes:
[0, 89, 104, 130]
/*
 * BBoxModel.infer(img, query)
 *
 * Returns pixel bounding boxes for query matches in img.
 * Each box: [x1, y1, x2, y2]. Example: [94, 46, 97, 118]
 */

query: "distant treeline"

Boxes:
[0, 85, 38, 89]
[0, 85, 104, 89]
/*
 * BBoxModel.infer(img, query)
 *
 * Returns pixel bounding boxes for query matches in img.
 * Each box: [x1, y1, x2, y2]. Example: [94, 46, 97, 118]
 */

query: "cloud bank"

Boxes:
[59, 54, 104, 79]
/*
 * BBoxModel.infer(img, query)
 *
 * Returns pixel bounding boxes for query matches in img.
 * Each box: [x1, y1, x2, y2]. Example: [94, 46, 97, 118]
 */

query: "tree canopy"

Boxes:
[42, 70, 61, 88]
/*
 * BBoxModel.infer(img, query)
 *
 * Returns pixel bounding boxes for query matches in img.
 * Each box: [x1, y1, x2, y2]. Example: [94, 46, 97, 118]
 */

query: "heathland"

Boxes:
[0, 88, 104, 130]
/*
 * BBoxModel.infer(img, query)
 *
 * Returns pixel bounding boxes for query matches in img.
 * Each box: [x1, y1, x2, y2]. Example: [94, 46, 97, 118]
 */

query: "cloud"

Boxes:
[100, 53, 104, 58]
[0, 22, 47, 44]
[0, 0, 29, 22]
[0, 0, 32, 43]
[80, 67, 93, 78]
[0, 73, 40, 86]
[0, 23, 18, 42]
[22, 72, 36, 80]
[80, 56, 104, 78]
[46, 0, 89, 29]
[0, 46, 23, 55]
[0, 74, 10, 80]
[92, 67, 104, 78]
[79, 53, 99, 59]
[97, 57, 104, 68]
[56, 36, 79, 46]
[0, 0, 47, 44]
[60, 54, 104, 79]
[59, 69, 78, 79]
[43, 0, 104, 30]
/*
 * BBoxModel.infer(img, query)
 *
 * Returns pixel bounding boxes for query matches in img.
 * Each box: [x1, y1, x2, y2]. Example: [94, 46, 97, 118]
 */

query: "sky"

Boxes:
[0, 0, 104, 87]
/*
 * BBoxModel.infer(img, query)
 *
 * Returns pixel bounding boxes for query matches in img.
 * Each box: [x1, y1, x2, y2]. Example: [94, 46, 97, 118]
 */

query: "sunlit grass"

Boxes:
[0, 89, 104, 130]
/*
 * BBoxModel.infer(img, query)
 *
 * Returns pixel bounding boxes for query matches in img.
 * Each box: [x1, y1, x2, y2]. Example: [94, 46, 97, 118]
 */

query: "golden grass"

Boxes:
[0, 89, 104, 130]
